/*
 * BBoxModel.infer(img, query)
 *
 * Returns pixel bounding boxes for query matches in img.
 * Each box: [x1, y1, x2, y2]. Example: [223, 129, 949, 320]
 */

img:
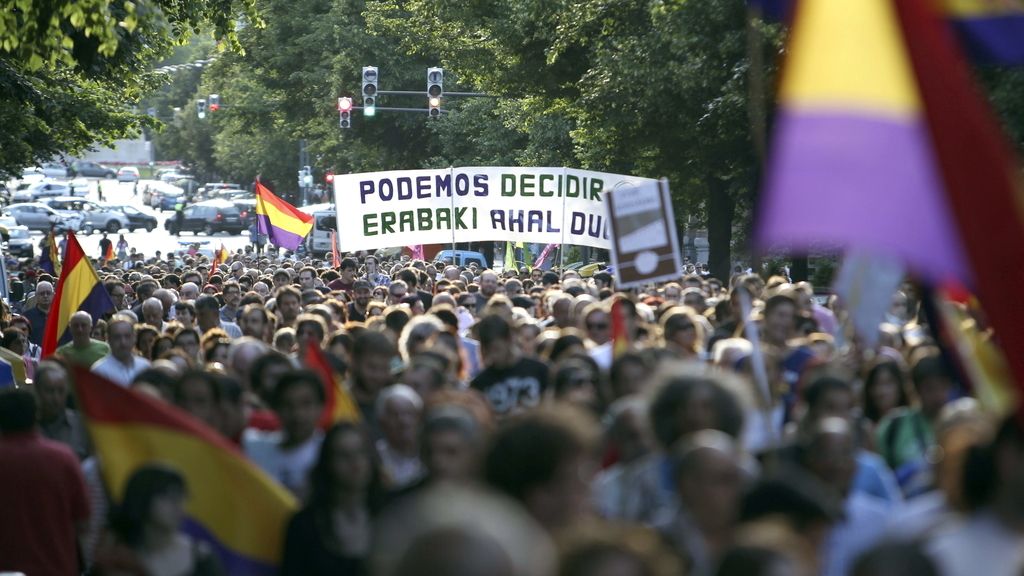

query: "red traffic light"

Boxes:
[325, 172, 335, 183]
[338, 97, 354, 112]
[209, 103, 220, 112]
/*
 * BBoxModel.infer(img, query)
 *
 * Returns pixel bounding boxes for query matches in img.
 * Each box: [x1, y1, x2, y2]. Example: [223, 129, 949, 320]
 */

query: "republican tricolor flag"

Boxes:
[209, 244, 229, 281]
[305, 344, 361, 428]
[72, 367, 297, 575]
[42, 232, 115, 357]
[255, 180, 313, 251]
[756, 0, 1024, 414]
[39, 230, 60, 276]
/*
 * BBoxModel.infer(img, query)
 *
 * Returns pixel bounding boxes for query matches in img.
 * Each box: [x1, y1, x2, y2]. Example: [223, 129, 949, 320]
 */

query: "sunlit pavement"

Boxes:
[33, 179, 255, 261]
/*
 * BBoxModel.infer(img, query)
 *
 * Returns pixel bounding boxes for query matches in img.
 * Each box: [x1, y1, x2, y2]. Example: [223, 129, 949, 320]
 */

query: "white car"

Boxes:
[27, 181, 79, 200]
[117, 166, 140, 182]
[39, 162, 70, 179]
[18, 168, 45, 186]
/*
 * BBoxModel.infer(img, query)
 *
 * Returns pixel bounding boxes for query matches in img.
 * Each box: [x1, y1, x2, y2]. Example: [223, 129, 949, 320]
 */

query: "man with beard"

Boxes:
[348, 279, 373, 323]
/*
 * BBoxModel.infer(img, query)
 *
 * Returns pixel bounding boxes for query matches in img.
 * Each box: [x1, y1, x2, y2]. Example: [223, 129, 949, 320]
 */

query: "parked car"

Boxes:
[10, 182, 35, 203]
[159, 170, 192, 183]
[18, 168, 45, 186]
[203, 183, 243, 198]
[43, 197, 127, 234]
[434, 249, 489, 268]
[69, 161, 116, 179]
[164, 200, 244, 235]
[158, 189, 187, 211]
[216, 189, 253, 202]
[155, 167, 182, 179]
[27, 181, 73, 200]
[146, 182, 184, 210]
[2, 225, 34, 258]
[116, 166, 140, 182]
[233, 198, 257, 228]
[109, 204, 158, 232]
[39, 162, 70, 179]
[68, 178, 91, 196]
[3, 203, 82, 232]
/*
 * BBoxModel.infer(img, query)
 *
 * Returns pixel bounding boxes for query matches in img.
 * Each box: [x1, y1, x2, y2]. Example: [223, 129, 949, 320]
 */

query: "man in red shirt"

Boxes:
[0, 389, 90, 576]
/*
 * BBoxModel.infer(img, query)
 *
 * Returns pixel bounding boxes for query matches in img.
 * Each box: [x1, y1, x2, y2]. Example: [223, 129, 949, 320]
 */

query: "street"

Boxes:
[32, 179, 256, 261]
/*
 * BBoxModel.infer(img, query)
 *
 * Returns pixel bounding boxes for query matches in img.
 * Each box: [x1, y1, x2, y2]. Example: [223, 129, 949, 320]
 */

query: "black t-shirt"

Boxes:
[347, 302, 366, 323]
[470, 357, 549, 416]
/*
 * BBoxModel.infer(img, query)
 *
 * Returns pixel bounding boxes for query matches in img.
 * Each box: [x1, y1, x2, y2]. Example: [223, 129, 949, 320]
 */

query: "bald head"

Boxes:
[181, 282, 200, 301]
[69, 311, 94, 346]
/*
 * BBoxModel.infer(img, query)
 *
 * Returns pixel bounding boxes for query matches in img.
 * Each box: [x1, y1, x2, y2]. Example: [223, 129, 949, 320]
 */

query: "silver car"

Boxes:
[44, 197, 127, 234]
[3, 202, 82, 232]
[26, 180, 88, 200]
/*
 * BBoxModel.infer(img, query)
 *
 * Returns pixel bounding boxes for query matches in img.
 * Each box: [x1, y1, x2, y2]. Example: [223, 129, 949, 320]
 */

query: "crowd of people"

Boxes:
[1, 247, 1022, 576]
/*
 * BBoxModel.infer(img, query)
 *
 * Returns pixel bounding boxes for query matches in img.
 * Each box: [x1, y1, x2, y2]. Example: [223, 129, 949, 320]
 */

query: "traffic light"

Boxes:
[325, 171, 335, 184]
[196, 99, 207, 119]
[338, 97, 353, 128]
[208, 94, 220, 112]
[427, 67, 443, 118]
[362, 66, 378, 117]
[302, 166, 313, 187]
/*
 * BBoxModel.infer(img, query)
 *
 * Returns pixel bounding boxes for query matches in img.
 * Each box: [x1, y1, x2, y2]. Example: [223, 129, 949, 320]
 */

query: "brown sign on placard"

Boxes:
[605, 178, 683, 288]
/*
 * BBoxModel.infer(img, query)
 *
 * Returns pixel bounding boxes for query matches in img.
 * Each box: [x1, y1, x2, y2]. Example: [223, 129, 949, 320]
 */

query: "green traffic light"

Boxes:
[365, 108, 376, 117]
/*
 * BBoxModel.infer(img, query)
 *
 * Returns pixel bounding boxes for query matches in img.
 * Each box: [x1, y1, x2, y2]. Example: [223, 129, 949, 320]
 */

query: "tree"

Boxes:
[366, 0, 781, 279]
[0, 0, 259, 178]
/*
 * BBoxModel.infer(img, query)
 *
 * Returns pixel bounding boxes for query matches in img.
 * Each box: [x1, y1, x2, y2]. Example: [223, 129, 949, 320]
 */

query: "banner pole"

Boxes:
[450, 166, 456, 265]
[560, 167, 567, 273]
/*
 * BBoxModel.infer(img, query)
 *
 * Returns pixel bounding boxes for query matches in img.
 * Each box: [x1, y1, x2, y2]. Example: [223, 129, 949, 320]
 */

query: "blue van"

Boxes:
[434, 249, 489, 268]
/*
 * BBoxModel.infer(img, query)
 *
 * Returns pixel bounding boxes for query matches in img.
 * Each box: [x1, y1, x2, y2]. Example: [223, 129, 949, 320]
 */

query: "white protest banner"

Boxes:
[333, 167, 658, 252]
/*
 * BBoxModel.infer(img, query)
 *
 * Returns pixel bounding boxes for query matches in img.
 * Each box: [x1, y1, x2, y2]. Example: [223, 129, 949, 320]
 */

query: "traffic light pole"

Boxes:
[349, 106, 448, 114]
[376, 90, 495, 98]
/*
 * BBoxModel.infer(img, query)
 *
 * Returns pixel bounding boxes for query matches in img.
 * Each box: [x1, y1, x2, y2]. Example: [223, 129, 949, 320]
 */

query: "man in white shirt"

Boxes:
[243, 369, 324, 498]
[90, 317, 150, 387]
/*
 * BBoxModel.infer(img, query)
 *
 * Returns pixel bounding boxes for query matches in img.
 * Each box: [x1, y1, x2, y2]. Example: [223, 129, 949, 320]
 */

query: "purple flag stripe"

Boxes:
[256, 214, 306, 251]
[757, 110, 969, 284]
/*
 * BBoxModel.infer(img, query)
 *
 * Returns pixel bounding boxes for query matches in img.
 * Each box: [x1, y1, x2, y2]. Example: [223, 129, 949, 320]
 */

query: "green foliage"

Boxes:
[0, 0, 258, 179]
[365, 0, 781, 276]
[0, 0, 259, 71]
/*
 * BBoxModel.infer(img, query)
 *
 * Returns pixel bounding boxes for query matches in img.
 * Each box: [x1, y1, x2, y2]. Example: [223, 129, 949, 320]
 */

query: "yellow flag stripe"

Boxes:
[780, 0, 922, 117]
[91, 423, 297, 562]
[257, 196, 314, 237]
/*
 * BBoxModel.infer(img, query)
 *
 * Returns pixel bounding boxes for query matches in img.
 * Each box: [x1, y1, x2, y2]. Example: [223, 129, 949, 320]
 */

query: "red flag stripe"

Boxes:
[895, 0, 1024, 413]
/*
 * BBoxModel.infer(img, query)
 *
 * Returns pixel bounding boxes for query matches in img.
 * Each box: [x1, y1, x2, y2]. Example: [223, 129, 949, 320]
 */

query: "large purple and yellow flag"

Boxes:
[757, 0, 1024, 410]
[255, 180, 313, 251]
[73, 367, 297, 575]
[757, 0, 969, 284]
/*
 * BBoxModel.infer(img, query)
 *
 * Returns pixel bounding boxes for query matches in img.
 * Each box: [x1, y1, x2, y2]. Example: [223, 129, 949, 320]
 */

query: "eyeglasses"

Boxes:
[224, 289, 240, 295]
[587, 322, 609, 330]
